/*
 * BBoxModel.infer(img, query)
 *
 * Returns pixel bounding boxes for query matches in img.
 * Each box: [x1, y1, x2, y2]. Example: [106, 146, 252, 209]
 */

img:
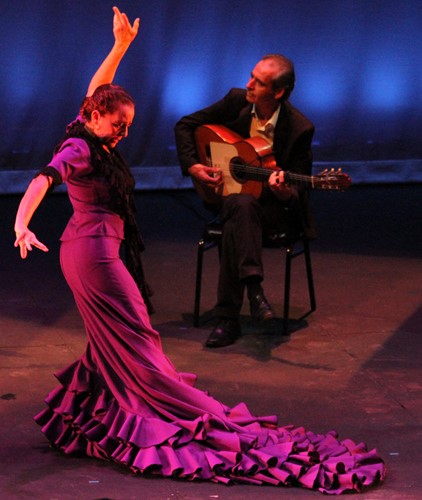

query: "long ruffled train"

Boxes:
[34, 357, 385, 495]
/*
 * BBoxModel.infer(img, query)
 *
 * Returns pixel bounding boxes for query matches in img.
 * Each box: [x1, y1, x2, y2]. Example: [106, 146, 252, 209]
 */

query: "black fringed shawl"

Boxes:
[42, 120, 154, 314]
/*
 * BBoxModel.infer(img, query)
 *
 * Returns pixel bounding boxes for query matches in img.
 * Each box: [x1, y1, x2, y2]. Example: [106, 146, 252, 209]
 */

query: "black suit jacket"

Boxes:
[174, 88, 316, 238]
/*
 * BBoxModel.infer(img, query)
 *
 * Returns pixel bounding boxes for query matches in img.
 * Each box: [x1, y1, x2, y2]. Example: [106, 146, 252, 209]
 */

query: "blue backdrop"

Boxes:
[1, 0, 421, 179]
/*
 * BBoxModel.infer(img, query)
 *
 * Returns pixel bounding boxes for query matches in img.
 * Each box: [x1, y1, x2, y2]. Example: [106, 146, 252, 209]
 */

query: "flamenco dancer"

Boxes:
[14, 6, 385, 494]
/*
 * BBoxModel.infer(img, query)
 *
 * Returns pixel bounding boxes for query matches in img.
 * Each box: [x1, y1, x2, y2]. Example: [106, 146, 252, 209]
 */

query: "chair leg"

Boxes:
[283, 239, 316, 335]
[283, 246, 293, 335]
[304, 239, 316, 311]
[193, 239, 205, 327]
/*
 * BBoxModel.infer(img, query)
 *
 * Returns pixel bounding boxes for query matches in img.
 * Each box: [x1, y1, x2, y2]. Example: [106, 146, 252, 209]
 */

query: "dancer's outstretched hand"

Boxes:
[14, 228, 49, 259]
[112, 6, 140, 47]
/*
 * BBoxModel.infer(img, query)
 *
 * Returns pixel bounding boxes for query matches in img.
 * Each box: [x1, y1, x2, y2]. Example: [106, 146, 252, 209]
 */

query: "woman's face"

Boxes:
[91, 102, 135, 149]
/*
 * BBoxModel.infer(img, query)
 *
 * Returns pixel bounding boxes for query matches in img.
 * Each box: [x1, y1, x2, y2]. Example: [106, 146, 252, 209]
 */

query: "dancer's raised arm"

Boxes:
[87, 6, 140, 96]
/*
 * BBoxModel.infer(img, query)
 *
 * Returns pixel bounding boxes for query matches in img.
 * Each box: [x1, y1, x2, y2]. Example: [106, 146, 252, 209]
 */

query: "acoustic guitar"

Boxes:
[194, 124, 352, 204]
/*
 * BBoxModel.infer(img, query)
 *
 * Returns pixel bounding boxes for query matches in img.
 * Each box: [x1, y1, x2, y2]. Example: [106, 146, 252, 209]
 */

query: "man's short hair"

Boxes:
[262, 54, 295, 99]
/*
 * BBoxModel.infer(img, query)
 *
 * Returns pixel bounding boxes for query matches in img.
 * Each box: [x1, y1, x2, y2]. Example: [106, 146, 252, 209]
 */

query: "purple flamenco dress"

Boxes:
[34, 131, 385, 495]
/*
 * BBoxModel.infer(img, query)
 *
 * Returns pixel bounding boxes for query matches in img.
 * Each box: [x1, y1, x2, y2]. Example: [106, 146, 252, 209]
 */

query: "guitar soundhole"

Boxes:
[230, 156, 248, 183]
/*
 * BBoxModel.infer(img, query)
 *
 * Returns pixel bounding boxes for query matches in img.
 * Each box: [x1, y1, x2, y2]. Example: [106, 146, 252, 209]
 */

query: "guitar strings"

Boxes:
[222, 161, 317, 184]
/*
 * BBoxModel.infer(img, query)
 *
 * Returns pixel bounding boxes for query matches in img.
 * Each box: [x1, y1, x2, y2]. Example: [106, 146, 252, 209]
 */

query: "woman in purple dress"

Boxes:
[14, 6, 385, 494]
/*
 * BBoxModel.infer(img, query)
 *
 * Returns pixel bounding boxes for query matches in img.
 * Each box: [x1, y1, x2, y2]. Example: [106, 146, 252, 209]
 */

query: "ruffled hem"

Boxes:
[34, 359, 385, 494]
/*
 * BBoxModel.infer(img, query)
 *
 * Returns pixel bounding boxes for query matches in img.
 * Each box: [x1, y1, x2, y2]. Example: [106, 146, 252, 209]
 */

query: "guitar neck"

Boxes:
[246, 166, 350, 191]
[248, 166, 314, 186]
[285, 171, 316, 187]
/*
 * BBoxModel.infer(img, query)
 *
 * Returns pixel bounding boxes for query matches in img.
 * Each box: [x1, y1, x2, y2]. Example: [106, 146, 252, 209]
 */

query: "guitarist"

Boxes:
[174, 54, 315, 348]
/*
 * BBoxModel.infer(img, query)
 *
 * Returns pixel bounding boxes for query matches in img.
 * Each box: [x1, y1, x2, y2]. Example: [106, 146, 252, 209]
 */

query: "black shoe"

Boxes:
[249, 292, 275, 322]
[205, 319, 241, 348]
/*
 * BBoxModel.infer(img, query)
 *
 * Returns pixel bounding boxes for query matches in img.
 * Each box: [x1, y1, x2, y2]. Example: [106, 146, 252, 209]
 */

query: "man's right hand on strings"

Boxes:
[188, 164, 222, 187]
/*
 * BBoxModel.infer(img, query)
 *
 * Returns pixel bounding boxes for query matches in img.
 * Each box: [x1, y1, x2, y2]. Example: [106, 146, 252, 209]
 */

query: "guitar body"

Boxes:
[194, 124, 278, 204]
[193, 124, 352, 204]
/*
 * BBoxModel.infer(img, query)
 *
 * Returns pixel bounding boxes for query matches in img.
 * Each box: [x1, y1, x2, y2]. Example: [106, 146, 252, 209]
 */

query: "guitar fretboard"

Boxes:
[230, 162, 315, 186]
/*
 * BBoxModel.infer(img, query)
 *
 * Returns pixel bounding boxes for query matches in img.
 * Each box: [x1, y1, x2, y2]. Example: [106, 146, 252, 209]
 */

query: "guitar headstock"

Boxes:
[314, 168, 352, 191]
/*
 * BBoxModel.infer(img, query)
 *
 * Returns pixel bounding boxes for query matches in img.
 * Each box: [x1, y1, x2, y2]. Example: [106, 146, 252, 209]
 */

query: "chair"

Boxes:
[193, 218, 316, 335]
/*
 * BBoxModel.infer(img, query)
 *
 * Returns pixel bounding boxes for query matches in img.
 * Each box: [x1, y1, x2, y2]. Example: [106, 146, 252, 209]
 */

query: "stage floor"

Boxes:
[1, 184, 421, 499]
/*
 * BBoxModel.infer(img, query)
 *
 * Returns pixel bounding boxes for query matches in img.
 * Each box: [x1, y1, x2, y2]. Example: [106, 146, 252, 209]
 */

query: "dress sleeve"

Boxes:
[46, 138, 93, 183]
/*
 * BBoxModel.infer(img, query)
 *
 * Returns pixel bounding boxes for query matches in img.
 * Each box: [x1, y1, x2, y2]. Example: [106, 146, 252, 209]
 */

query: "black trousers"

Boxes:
[213, 192, 303, 319]
[213, 194, 264, 319]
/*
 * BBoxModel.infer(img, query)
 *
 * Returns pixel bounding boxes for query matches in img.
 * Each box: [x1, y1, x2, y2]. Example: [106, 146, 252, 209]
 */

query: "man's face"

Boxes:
[245, 59, 284, 108]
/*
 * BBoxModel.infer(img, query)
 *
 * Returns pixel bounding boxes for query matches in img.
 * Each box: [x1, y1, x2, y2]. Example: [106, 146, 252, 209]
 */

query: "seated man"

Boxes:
[174, 53, 315, 348]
